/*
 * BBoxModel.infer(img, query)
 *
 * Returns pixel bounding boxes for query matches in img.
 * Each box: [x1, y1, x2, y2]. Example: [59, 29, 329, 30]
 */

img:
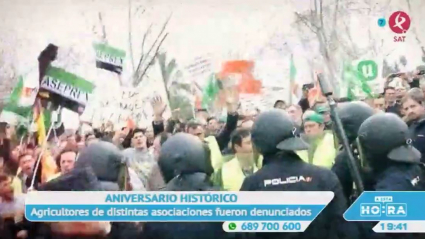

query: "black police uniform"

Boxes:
[143, 133, 235, 239]
[357, 113, 425, 239]
[240, 109, 358, 239]
[331, 102, 375, 201]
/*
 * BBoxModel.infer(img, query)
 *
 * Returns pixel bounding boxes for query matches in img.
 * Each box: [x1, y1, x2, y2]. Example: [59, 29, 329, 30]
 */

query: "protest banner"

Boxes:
[93, 43, 126, 74]
[87, 87, 157, 128]
[185, 54, 213, 82]
[39, 66, 95, 114]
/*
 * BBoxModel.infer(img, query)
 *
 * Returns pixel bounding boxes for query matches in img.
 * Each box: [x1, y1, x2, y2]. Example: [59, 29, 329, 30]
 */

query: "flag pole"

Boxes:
[289, 54, 296, 105]
[28, 106, 61, 190]
[19, 136, 24, 149]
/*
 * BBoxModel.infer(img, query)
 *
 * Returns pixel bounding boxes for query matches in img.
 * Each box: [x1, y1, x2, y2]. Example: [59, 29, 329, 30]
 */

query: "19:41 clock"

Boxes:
[380, 222, 407, 231]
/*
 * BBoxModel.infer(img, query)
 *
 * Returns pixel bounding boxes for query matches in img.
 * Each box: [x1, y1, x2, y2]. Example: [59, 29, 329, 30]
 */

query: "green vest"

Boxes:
[297, 133, 336, 169]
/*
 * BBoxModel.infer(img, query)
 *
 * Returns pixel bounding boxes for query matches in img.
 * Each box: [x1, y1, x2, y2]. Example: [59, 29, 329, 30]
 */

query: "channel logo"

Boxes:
[360, 203, 381, 217]
[360, 201, 407, 217]
[388, 11, 411, 42]
[389, 11, 411, 34]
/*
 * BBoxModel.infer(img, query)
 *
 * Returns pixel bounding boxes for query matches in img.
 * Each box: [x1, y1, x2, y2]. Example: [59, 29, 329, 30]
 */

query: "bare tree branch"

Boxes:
[136, 14, 172, 75]
[141, 23, 152, 55]
[0, 48, 18, 107]
[98, 13, 107, 43]
[135, 23, 152, 74]
[319, 0, 324, 29]
[133, 33, 168, 86]
[135, 6, 145, 15]
[128, 0, 136, 73]
[294, 12, 318, 34]
[331, 0, 339, 34]
[406, 0, 422, 46]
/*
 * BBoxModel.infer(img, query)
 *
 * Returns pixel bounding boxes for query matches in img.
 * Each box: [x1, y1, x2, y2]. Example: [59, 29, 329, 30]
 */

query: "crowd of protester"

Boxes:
[0, 68, 425, 239]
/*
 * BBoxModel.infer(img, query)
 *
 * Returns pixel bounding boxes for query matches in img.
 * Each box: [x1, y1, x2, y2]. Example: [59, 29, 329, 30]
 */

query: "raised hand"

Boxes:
[151, 96, 167, 120]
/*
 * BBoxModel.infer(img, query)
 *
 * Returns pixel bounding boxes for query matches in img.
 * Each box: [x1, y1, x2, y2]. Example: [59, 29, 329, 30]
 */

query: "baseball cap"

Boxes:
[303, 112, 324, 124]
[315, 106, 330, 114]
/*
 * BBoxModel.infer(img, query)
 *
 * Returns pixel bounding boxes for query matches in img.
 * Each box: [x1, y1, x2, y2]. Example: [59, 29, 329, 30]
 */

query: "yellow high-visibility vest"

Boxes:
[205, 136, 224, 171]
[221, 157, 258, 191]
[297, 133, 336, 169]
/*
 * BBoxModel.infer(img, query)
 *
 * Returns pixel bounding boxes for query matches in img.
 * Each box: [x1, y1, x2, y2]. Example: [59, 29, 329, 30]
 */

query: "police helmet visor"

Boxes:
[387, 145, 421, 163]
[276, 136, 309, 151]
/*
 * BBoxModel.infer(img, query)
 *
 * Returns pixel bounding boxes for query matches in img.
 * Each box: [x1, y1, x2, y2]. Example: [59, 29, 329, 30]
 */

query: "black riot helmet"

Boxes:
[336, 101, 375, 143]
[358, 113, 421, 168]
[251, 109, 309, 156]
[158, 133, 213, 183]
[75, 141, 128, 190]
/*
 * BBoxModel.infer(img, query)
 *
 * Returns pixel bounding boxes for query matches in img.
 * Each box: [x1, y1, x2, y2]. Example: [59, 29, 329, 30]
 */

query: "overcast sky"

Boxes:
[1, 0, 424, 128]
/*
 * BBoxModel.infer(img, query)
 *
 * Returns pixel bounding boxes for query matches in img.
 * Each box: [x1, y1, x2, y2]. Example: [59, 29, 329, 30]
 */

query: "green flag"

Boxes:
[289, 54, 297, 104]
[290, 54, 297, 81]
[40, 66, 95, 113]
[342, 62, 356, 100]
[201, 73, 221, 109]
[93, 43, 126, 74]
[0, 76, 33, 126]
[342, 61, 373, 100]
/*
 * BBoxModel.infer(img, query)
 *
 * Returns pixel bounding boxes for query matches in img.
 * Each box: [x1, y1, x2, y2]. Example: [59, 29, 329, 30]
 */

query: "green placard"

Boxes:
[357, 60, 378, 81]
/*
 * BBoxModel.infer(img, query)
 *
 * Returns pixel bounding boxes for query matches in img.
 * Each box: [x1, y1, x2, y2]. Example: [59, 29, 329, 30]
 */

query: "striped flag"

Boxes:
[93, 43, 126, 74]
[0, 76, 34, 126]
[40, 66, 95, 114]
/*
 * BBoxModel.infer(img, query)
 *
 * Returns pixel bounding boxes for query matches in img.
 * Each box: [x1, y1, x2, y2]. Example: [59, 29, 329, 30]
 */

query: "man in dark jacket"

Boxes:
[143, 133, 234, 239]
[240, 109, 358, 239]
[356, 113, 425, 239]
[401, 93, 425, 163]
[383, 87, 402, 116]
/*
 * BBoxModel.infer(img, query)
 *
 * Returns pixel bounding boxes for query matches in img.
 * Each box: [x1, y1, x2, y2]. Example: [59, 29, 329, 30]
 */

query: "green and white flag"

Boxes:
[40, 66, 95, 112]
[353, 58, 384, 96]
[342, 61, 373, 100]
[93, 43, 126, 74]
[0, 76, 33, 126]
[342, 58, 383, 99]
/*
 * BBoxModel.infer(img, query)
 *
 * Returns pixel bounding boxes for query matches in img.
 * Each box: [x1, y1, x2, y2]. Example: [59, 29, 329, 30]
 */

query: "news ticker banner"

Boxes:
[344, 191, 425, 233]
[25, 191, 334, 232]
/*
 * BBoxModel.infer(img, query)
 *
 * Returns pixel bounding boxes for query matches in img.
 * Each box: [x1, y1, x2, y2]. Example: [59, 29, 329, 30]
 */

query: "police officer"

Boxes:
[356, 113, 425, 239]
[143, 133, 234, 239]
[240, 109, 357, 239]
[331, 101, 375, 201]
[357, 113, 425, 191]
